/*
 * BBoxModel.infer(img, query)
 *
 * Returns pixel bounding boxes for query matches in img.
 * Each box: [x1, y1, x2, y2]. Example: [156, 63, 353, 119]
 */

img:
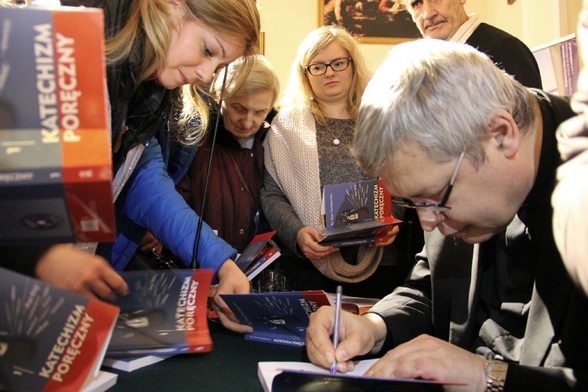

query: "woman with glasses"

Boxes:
[261, 25, 413, 298]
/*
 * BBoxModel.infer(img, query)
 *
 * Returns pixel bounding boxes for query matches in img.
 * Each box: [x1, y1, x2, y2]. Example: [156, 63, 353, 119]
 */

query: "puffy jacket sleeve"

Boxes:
[120, 138, 237, 276]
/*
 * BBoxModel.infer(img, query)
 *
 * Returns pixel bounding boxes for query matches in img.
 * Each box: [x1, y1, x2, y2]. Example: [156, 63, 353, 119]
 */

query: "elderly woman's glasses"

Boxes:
[304, 57, 353, 76]
[392, 152, 466, 212]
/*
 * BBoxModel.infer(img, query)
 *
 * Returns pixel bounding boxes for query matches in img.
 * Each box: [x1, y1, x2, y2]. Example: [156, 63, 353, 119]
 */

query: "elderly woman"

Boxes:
[176, 55, 280, 253]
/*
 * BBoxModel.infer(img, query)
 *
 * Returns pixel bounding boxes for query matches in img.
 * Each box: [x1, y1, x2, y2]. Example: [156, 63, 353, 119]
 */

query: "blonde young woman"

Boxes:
[261, 25, 412, 298]
[10, 0, 261, 333]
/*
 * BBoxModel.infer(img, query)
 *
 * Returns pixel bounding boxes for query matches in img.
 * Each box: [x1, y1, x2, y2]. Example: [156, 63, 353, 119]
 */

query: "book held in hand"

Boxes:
[320, 179, 401, 247]
[220, 291, 332, 347]
[105, 269, 214, 359]
[0, 267, 119, 392]
[235, 231, 281, 280]
[0, 5, 115, 246]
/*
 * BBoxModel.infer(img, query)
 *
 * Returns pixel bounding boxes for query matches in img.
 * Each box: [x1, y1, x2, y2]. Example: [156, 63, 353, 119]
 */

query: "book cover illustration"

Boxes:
[106, 269, 214, 358]
[235, 231, 281, 280]
[220, 291, 332, 347]
[0, 6, 115, 245]
[0, 267, 119, 392]
[320, 179, 400, 246]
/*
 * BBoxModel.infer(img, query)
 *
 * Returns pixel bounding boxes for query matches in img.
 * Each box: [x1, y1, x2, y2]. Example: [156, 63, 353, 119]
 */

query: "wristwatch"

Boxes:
[485, 360, 508, 392]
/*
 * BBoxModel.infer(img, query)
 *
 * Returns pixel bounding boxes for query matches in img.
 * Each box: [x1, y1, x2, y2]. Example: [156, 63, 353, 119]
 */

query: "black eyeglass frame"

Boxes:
[392, 151, 466, 212]
[304, 57, 353, 76]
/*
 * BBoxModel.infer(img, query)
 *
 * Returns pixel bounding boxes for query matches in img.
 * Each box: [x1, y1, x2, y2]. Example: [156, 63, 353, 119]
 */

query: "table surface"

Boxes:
[105, 324, 307, 391]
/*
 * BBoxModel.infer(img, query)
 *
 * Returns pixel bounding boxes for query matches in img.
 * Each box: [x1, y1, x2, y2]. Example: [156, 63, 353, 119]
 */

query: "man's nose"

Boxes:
[421, 1, 436, 19]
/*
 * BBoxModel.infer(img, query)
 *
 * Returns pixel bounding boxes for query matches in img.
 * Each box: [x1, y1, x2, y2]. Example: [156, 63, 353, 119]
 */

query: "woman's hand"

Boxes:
[372, 224, 400, 247]
[297, 226, 339, 259]
[213, 260, 254, 333]
[140, 231, 164, 254]
[35, 244, 129, 302]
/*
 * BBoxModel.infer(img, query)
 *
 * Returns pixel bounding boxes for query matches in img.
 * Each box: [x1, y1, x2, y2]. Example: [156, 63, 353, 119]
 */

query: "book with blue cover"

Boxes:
[0, 267, 119, 392]
[220, 291, 332, 347]
[320, 179, 401, 246]
[105, 269, 214, 358]
[0, 6, 115, 245]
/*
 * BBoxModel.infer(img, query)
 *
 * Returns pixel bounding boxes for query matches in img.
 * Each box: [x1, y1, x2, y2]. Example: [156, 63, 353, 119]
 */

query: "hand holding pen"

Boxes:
[331, 285, 343, 374]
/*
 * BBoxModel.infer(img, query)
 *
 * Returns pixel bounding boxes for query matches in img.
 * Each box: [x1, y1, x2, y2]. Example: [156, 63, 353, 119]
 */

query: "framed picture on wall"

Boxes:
[318, 0, 421, 44]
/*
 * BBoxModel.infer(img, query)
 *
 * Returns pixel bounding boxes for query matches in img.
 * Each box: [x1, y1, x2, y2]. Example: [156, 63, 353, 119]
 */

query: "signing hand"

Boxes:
[306, 306, 387, 373]
[34, 244, 128, 302]
[212, 259, 254, 334]
[297, 226, 338, 259]
[365, 335, 487, 392]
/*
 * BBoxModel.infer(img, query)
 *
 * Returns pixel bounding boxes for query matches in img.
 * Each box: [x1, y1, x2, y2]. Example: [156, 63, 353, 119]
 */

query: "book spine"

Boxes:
[53, 10, 115, 243]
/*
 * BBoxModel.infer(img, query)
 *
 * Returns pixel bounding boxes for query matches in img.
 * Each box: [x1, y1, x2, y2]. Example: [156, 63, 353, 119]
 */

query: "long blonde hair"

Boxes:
[281, 25, 371, 126]
[105, 0, 260, 144]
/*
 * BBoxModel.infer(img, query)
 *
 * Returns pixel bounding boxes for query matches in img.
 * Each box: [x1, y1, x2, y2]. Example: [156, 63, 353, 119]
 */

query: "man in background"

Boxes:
[402, 0, 542, 88]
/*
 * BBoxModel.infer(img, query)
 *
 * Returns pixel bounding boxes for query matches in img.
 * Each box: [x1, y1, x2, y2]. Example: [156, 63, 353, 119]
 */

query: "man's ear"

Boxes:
[488, 109, 520, 159]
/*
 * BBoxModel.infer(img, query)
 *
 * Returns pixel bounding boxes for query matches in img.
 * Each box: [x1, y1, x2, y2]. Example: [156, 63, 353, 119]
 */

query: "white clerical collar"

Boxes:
[449, 14, 481, 44]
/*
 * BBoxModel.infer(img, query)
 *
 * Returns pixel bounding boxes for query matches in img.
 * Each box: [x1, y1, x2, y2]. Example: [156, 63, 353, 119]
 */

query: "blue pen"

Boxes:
[331, 285, 343, 374]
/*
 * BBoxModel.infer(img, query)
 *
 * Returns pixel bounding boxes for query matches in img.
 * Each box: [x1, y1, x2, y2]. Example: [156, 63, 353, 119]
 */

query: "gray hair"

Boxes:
[212, 54, 280, 108]
[353, 39, 536, 177]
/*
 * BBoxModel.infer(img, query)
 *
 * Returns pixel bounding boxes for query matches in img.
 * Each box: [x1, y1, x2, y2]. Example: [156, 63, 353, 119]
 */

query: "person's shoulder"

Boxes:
[473, 23, 516, 39]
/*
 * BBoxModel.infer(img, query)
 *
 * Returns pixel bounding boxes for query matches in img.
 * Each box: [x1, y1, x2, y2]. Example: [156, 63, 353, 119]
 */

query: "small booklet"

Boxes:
[235, 231, 281, 280]
[320, 179, 401, 247]
[105, 269, 214, 358]
[259, 360, 453, 392]
[220, 291, 332, 347]
[0, 267, 119, 392]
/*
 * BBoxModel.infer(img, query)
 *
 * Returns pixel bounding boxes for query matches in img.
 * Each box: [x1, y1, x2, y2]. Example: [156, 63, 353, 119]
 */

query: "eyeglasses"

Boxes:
[392, 151, 466, 212]
[304, 57, 353, 76]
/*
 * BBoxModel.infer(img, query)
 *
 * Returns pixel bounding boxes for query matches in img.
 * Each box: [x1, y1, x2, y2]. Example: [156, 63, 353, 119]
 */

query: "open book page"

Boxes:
[258, 359, 378, 392]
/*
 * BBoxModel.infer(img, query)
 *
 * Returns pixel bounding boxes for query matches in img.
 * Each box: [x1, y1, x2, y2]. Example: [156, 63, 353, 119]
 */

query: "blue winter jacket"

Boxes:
[98, 136, 237, 278]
